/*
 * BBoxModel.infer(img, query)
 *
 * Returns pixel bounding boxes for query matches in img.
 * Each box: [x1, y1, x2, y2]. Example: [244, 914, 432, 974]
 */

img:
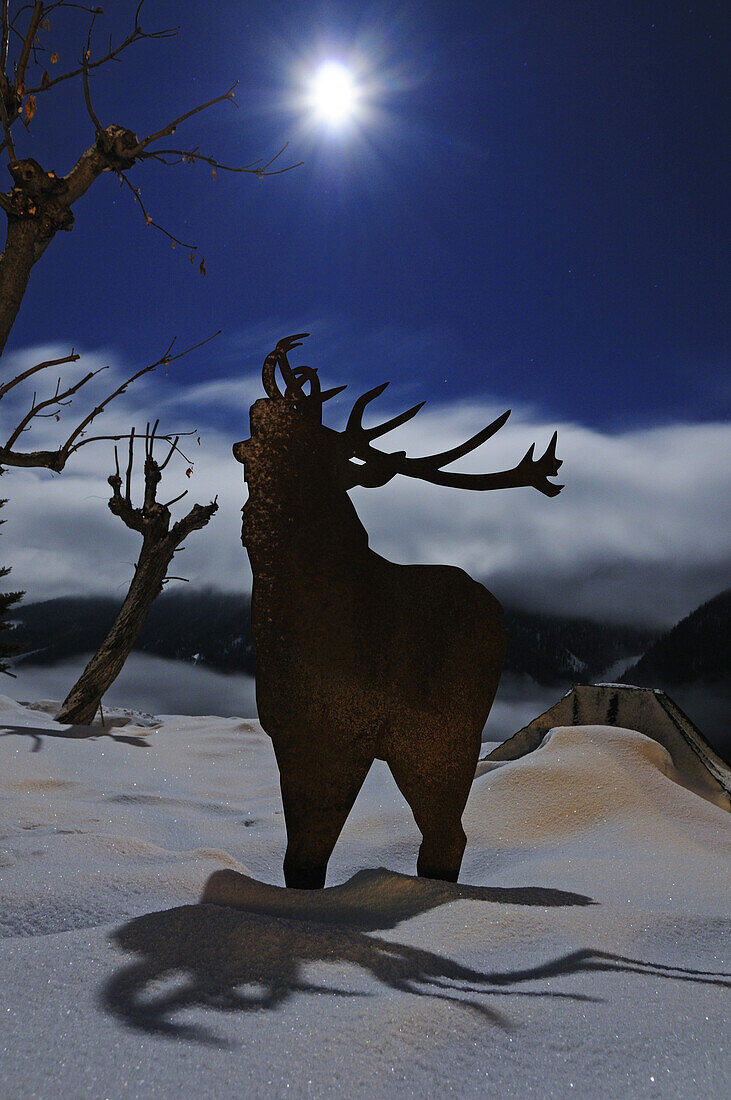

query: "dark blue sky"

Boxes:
[5, 0, 728, 430]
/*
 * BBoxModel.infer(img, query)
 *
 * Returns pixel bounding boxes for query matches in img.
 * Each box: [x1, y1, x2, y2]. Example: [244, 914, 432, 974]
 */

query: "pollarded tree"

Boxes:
[55, 422, 217, 725]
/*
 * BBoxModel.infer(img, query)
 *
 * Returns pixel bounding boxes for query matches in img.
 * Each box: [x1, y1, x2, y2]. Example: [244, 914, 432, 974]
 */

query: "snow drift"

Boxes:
[0, 694, 728, 1098]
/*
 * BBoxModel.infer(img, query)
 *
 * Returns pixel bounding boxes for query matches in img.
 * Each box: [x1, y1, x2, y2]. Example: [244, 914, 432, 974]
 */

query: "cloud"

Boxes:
[171, 376, 263, 414]
[349, 408, 731, 626]
[2, 345, 729, 628]
[7, 655, 560, 743]
[6, 647, 566, 743]
[8, 656, 727, 758]
[482, 674, 569, 746]
[10, 653, 258, 719]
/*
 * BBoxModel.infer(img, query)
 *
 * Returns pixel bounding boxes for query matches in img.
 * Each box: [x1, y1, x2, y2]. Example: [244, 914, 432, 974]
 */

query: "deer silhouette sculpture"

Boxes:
[234, 335, 563, 888]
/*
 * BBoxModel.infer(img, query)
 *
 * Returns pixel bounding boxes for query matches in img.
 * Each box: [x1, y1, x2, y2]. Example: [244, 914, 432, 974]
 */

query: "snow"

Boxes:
[0, 693, 729, 1098]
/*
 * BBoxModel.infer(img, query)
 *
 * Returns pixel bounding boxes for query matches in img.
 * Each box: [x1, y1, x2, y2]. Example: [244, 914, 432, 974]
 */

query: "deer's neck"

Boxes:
[244, 484, 370, 579]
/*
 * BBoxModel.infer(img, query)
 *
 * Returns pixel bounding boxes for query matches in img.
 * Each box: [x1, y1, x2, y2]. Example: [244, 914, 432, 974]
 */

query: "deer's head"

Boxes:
[233, 333, 564, 502]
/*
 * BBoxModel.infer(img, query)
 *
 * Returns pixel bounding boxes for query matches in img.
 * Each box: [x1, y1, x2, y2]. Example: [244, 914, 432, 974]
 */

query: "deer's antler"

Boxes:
[259, 335, 564, 497]
[341, 388, 563, 497]
[261, 334, 309, 400]
[261, 334, 346, 421]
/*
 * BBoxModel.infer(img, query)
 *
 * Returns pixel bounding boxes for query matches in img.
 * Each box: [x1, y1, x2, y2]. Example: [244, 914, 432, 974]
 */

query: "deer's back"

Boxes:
[252, 551, 505, 737]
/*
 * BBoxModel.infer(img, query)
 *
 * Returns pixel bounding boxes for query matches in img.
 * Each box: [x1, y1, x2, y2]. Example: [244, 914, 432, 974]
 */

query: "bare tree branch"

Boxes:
[133, 83, 238, 153]
[59, 332, 219, 461]
[0, 350, 79, 400]
[71, 430, 195, 459]
[1, 2, 10, 77]
[0, 330, 219, 471]
[14, 2, 43, 91]
[115, 170, 197, 250]
[170, 495, 218, 542]
[138, 141, 303, 178]
[25, 1, 178, 95]
[3, 364, 106, 449]
[117, 138, 301, 250]
[0, 64, 17, 160]
[107, 429, 141, 532]
[160, 489, 187, 508]
[158, 435, 179, 472]
[80, 7, 104, 140]
[125, 425, 134, 503]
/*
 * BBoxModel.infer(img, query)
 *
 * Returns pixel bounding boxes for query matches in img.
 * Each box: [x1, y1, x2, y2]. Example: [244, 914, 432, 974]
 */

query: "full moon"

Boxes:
[308, 61, 358, 126]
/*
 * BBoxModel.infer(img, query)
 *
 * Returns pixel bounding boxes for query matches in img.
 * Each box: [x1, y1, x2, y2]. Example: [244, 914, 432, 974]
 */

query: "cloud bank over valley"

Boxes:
[3, 344, 729, 629]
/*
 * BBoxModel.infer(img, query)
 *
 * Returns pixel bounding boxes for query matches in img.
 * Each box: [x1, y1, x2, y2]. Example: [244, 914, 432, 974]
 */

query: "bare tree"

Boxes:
[0, 1, 299, 359]
[0, 2, 297, 478]
[55, 422, 218, 725]
[0, 4, 298, 701]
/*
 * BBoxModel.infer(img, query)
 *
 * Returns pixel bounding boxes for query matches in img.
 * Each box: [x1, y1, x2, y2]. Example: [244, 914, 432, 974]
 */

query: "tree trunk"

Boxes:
[55, 535, 175, 725]
[0, 142, 110, 356]
[0, 218, 43, 356]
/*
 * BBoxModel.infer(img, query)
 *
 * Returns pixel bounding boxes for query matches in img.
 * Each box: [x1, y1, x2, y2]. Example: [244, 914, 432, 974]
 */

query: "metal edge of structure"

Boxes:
[479, 682, 730, 809]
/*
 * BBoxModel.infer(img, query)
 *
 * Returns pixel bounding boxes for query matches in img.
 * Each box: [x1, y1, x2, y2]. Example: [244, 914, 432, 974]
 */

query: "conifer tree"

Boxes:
[0, 490, 24, 675]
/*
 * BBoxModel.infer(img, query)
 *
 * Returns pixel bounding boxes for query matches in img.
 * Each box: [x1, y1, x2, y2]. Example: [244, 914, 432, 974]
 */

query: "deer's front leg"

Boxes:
[274, 733, 373, 889]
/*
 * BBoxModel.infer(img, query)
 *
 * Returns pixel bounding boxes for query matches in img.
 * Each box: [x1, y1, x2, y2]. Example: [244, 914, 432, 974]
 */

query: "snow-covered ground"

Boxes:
[0, 693, 728, 1098]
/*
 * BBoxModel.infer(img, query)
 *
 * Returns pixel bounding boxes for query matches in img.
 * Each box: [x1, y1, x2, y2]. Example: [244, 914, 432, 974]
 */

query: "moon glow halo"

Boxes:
[308, 61, 359, 126]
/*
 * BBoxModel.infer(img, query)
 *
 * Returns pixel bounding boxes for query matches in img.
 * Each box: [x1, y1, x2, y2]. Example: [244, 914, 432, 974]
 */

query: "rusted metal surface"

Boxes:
[234, 335, 562, 887]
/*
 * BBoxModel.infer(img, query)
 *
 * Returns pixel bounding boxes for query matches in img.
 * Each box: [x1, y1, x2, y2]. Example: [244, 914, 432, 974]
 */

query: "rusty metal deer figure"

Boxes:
[234, 335, 563, 888]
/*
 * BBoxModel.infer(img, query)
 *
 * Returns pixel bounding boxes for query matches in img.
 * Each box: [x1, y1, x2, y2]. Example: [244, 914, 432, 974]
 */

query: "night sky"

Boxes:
[6, 0, 728, 426]
[2, 1, 729, 625]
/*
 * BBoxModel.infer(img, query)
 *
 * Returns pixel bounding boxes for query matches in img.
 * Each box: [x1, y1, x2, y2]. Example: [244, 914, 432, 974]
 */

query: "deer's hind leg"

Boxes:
[386, 719, 481, 882]
[274, 735, 374, 889]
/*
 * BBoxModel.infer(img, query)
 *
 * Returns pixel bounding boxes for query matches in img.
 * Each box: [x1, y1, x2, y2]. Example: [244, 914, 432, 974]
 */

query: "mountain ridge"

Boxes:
[620, 588, 730, 686]
[11, 588, 656, 686]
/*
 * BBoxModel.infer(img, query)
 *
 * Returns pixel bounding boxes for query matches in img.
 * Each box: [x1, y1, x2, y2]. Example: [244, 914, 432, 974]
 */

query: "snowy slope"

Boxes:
[0, 695, 728, 1098]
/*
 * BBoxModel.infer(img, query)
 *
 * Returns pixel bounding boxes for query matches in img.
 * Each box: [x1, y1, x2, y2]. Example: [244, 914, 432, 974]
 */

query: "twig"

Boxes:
[133, 83, 238, 152]
[0, 351, 80, 400]
[116, 170, 197, 250]
[14, 2, 43, 92]
[25, 1, 178, 95]
[139, 141, 303, 178]
[81, 8, 104, 140]
[4, 364, 107, 449]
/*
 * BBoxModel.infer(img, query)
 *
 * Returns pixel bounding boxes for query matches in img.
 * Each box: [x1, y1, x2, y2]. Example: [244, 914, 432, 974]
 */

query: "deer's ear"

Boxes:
[232, 441, 248, 463]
